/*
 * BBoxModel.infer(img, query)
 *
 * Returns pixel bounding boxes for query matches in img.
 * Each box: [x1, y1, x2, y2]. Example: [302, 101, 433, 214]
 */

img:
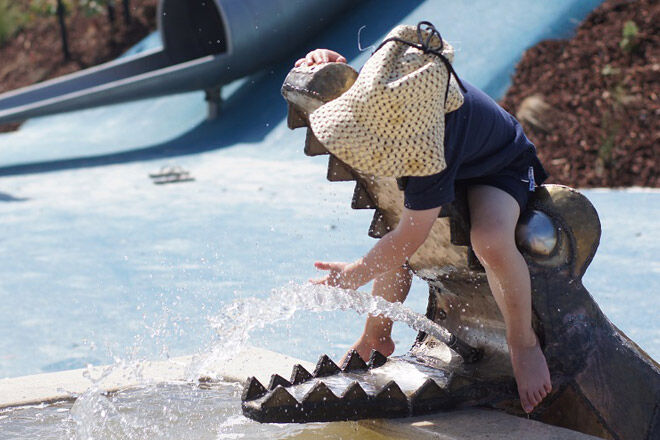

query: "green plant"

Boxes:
[601, 64, 620, 77]
[0, 0, 29, 46]
[29, 0, 70, 17]
[619, 20, 639, 53]
[599, 111, 619, 164]
[598, 83, 628, 169]
[78, 0, 106, 17]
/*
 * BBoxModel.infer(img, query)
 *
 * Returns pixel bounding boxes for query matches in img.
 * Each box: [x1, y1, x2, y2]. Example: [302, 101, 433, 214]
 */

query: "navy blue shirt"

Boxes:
[403, 80, 542, 210]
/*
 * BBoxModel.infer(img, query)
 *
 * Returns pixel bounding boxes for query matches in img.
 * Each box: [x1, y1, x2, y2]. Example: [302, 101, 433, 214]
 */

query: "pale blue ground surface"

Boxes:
[2, 0, 656, 380]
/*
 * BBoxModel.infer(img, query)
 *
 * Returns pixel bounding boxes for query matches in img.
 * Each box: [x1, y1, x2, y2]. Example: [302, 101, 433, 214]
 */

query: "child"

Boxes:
[298, 23, 552, 414]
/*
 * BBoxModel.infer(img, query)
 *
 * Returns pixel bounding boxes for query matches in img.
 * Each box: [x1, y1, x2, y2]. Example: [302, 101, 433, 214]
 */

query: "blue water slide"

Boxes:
[0, 0, 359, 124]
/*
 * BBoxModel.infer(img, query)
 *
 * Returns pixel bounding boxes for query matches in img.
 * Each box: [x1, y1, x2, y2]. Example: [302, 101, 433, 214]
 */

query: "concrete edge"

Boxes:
[0, 346, 313, 409]
[359, 410, 602, 440]
[0, 349, 598, 439]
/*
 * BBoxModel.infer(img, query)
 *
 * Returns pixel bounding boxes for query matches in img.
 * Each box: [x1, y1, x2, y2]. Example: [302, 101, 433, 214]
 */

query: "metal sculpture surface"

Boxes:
[242, 63, 660, 440]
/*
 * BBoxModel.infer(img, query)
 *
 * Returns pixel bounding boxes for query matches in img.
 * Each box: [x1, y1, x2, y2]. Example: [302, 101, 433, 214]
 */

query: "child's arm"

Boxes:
[295, 49, 347, 67]
[311, 206, 441, 289]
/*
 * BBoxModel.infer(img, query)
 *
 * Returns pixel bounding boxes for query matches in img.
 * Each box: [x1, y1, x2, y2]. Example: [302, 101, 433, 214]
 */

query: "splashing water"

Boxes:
[5, 283, 447, 439]
[2, 381, 320, 440]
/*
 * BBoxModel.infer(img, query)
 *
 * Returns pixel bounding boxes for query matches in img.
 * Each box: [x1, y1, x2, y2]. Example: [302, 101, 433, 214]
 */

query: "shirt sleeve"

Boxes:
[403, 169, 455, 210]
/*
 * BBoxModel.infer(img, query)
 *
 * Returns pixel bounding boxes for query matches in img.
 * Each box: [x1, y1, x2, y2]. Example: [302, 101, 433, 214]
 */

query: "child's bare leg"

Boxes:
[468, 185, 552, 413]
[341, 265, 413, 365]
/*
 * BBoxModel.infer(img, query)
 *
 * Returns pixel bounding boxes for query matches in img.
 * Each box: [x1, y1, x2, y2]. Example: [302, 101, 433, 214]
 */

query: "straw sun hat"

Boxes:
[309, 22, 466, 177]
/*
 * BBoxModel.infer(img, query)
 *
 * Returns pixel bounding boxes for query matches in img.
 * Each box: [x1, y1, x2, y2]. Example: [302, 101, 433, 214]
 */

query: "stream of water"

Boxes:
[193, 283, 454, 379]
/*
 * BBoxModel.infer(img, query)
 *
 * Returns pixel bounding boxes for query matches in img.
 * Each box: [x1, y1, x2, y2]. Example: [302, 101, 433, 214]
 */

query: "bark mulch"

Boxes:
[0, 0, 158, 132]
[500, 0, 659, 188]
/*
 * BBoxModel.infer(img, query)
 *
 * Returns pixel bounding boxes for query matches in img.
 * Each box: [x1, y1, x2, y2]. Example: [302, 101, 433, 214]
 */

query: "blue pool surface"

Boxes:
[3, 0, 656, 381]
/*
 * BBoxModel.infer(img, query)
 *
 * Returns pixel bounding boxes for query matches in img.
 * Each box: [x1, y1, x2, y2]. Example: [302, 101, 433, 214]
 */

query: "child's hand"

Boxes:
[295, 49, 347, 67]
[310, 261, 354, 289]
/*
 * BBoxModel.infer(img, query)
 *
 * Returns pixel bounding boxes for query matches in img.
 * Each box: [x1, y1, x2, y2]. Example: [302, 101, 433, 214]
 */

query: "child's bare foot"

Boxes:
[509, 339, 552, 413]
[340, 334, 395, 366]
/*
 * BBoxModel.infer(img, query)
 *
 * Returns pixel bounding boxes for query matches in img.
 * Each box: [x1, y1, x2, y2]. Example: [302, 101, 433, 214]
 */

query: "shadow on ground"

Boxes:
[0, 191, 28, 202]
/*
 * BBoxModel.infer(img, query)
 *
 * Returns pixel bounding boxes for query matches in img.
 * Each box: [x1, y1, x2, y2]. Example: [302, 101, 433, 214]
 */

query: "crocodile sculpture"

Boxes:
[241, 63, 660, 440]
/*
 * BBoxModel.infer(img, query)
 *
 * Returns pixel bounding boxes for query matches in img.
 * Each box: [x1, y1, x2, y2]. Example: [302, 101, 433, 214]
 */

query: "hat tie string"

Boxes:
[373, 21, 467, 104]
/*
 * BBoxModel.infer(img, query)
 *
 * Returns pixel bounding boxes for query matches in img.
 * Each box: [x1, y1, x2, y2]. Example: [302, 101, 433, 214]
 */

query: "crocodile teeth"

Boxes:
[351, 182, 375, 209]
[304, 128, 329, 156]
[290, 364, 313, 385]
[302, 381, 341, 404]
[242, 376, 267, 401]
[261, 385, 300, 409]
[374, 381, 409, 416]
[341, 381, 369, 401]
[368, 209, 391, 239]
[268, 373, 292, 390]
[327, 155, 355, 181]
[375, 381, 407, 402]
[410, 378, 453, 414]
[368, 350, 388, 369]
[313, 354, 341, 377]
[341, 349, 368, 372]
[287, 103, 308, 129]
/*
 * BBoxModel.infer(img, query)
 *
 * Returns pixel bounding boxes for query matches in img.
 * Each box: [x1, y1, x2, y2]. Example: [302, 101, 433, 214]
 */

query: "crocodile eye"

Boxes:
[515, 210, 558, 257]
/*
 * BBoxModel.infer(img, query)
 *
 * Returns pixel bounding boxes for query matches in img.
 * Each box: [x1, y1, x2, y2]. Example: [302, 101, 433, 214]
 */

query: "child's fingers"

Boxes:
[298, 49, 344, 67]
[309, 276, 328, 285]
[314, 261, 346, 271]
[314, 261, 333, 270]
